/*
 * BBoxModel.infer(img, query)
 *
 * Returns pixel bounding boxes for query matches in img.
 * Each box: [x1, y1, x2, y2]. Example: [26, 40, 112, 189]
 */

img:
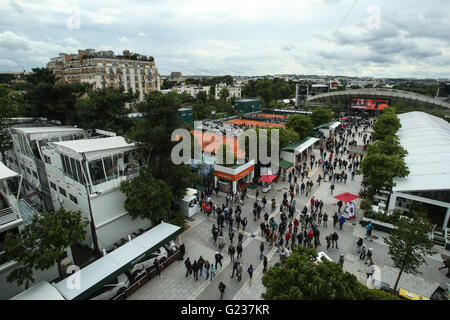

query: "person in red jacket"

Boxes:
[285, 232, 291, 244]
[307, 230, 314, 247]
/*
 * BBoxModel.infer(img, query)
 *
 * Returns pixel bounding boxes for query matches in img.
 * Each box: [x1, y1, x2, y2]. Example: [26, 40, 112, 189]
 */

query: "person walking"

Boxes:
[204, 260, 210, 280]
[360, 245, 366, 260]
[356, 237, 363, 253]
[262, 196, 267, 208]
[337, 200, 343, 213]
[238, 232, 243, 244]
[236, 242, 243, 260]
[236, 262, 242, 281]
[154, 258, 162, 278]
[366, 263, 375, 279]
[179, 243, 185, 260]
[228, 244, 236, 262]
[331, 232, 339, 249]
[323, 212, 328, 228]
[185, 257, 192, 277]
[229, 230, 235, 243]
[215, 251, 223, 269]
[330, 184, 335, 195]
[333, 212, 339, 228]
[365, 222, 373, 241]
[247, 264, 254, 286]
[241, 217, 248, 232]
[192, 260, 199, 281]
[339, 254, 344, 267]
[218, 282, 226, 299]
[231, 261, 238, 278]
[338, 215, 346, 230]
[326, 234, 331, 251]
[259, 241, 265, 259]
[209, 264, 216, 281]
[364, 248, 373, 265]
[263, 256, 268, 273]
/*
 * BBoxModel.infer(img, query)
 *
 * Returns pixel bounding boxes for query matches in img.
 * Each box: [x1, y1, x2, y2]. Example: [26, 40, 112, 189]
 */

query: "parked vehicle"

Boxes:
[130, 247, 168, 277]
[89, 273, 130, 300]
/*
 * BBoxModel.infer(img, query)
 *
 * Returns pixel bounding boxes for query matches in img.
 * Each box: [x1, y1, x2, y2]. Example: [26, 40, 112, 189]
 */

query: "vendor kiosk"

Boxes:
[180, 188, 199, 217]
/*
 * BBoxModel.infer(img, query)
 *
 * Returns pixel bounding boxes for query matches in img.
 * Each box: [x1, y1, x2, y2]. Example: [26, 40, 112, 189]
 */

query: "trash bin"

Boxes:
[371, 279, 390, 292]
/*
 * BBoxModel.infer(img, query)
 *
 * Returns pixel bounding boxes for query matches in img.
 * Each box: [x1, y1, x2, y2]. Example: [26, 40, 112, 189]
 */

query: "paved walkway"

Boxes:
[129, 119, 449, 300]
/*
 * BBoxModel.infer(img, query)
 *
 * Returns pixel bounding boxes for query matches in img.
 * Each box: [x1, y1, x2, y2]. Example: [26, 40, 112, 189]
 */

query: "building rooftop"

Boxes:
[393, 112, 450, 193]
[52, 136, 135, 154]
[12, 126, 84, 135]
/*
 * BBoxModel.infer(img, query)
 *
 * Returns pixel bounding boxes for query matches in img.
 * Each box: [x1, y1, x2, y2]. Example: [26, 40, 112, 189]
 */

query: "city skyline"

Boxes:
[0, 0, 449, 78]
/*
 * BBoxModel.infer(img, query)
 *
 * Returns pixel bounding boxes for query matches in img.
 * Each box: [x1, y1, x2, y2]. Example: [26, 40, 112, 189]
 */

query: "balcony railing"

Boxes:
[0, 207, 14, 218]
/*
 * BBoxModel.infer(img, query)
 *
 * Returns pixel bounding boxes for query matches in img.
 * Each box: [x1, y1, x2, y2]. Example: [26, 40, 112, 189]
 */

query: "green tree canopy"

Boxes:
[360, 152, 410, 191]
[4, 208, 88, 288]
[286, 114, 314, 140]
[372, 107, 401, 140]
[25, 67, 56, 85]
[367, 135, 408, 159]
[262, 246, 398, 300]
[311, 107, 334, 127]
[385, 211, 437, 292]
[218, 88, 230, 101]
[120, 166, 173, 224]
[75, 86, 136, 135]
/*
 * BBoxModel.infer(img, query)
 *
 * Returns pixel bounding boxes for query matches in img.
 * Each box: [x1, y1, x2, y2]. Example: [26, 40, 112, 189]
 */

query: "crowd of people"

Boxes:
[181, 116, 378, 299]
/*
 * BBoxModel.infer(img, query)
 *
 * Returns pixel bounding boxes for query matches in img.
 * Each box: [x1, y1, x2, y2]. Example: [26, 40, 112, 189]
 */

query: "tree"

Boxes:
[311, 107, 334, 127]
[196, 91, 208, 103]
[286, 115, 314, 140]
[0, 84, 23, 161]
[366, 136, 408, 159]
[279, 128, 300, 151]
[4, 208, 88, 288]
[75, 86, 136, 135]
[218, 88, 230, 101]
[384, 211, 437, 292]
[25, 67, 56, 85]
[372, 108, 401, 140]
[120, 166, 173, 224]
[262, 246, 398, 300]
[360, 152, 409, 191]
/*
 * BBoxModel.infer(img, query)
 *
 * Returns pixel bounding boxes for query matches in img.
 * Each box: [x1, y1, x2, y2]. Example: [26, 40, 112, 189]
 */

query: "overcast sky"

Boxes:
[0, 0, 449, 78]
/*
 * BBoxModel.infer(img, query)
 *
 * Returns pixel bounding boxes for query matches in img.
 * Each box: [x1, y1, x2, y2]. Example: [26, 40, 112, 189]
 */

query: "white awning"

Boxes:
[0, 162, 19, 180]
[328, 122, 341, 130]
[54, 222, 182, 300]
[51, 136, 137, 161]
[11, 281, 65, 300]
[295, 138, 319, 154]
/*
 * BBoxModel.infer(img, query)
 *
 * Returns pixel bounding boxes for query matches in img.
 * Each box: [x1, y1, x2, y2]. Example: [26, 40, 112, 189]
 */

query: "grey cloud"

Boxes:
[9, 0, 24, 14]
[0, 31, 31, 51]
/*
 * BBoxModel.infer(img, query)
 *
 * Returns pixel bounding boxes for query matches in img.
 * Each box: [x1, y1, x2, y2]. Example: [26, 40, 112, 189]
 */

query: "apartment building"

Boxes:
[215, 82, 242, 100]
[47, 49, 161, 101]
[173, 85, 211, 97]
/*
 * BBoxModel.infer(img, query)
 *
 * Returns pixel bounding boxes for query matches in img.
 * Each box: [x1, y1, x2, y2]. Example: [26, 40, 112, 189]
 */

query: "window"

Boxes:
[88, 159, 106, 185]
[103, 156, 118, 180]
[32, 171, 38, 179]
[44, 155, 51, 164]
[70, 158, 78, 182]
[50, 182, 57, 191]
[26, 168, 31, 175]
[59, 187, 67, 197]
[69, 194, 78, 205]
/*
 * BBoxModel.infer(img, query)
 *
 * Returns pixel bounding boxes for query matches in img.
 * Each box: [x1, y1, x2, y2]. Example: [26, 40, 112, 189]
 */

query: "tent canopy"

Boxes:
[279, 160, 293, 170]
[259, 175, 278, 183]
[334, 192, 359, 202]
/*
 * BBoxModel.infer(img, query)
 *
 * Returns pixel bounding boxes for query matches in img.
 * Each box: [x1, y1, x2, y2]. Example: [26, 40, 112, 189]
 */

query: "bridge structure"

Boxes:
[306, 88, 450, 109]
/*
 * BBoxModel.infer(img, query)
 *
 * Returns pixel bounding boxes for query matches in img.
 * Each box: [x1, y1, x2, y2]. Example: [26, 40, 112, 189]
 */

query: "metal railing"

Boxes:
[0, 207, 14, 218]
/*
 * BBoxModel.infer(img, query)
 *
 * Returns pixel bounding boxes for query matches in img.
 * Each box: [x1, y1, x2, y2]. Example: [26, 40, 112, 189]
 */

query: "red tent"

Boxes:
[259, 175, 278, 183]
[334, 192, 359, 203]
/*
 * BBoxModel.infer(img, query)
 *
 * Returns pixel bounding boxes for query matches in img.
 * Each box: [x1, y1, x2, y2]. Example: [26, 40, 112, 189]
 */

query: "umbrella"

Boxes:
[258, 175, 278, 183]
[334, 192, 359, 203]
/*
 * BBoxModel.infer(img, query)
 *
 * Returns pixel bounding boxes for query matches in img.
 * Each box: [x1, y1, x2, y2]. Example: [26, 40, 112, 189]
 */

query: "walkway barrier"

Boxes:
[113, 249, 181, 300]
